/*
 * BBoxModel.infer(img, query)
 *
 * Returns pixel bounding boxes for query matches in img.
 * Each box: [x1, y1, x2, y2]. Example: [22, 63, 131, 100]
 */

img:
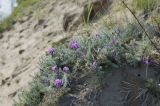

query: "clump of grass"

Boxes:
[135, 0, 158, 10]
[0, 0, 40, 33]
[145, 79, 160, 102]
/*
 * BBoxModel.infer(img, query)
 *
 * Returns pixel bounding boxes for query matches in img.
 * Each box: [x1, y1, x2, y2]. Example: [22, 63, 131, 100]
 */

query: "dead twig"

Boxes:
[121, 0, 160, 53]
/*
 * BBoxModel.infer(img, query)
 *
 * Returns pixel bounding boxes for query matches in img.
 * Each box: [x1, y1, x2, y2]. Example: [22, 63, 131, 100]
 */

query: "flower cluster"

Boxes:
[47, 40, 80, 88]
[70, 40, 80, 50]
[17, 24, 158, 106]
[46, 30, 154, 89]
[51, 65, 70, 88]
[48, 48, 56, 56]
[51, 65, 58, 72]
[112, 36, 118, 45]
[63, 66, 70, 73]
[54, 79, 63, 88]
[142, 57, 153, 65]
[96, 33, 100, 40]
[48, 48, 71, 88]
[91, 61, 97, 70]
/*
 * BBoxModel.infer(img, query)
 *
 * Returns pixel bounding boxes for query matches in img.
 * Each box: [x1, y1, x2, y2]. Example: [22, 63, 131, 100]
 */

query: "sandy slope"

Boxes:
[0, 0, 83, 105]
[0, 0, 159, 105]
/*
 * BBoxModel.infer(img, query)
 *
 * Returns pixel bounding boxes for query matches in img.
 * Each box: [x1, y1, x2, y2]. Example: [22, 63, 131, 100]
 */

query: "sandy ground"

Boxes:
[59, 66, 159, 106]
[0, 0, 83, 105]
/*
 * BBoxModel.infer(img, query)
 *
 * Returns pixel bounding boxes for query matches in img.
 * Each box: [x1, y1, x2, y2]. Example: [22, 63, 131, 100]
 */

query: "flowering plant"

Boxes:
[15, 23, 156, 106]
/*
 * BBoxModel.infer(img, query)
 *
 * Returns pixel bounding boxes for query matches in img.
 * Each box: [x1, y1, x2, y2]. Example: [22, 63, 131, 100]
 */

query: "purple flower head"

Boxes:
[114, 27, 121, 35]
[96, 33, 100, 40]
[63, 66, 70, 73]
[112, 36, 118, 45]
[70, 40, 80, 50]
[91, 61, 97, 69]
[48, 48, 56, 55]
[142, 58, 153, 65]
[54, 79, 63, 88]
[143, 60, 150, 65]
[51, 65, 58, 72]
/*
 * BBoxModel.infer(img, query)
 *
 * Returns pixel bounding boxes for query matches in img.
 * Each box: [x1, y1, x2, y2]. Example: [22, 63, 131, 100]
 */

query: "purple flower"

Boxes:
[70, 40, 80, 50]
[91, 61, 97, 69]
[143, 60, 150, 65]
[51, 65, 58, 72]
[48, 48, 56, 55]
[63, 66, 70, 73]
[54, 79, 63, 88]
[114, 27, 121, 35]
[142, 58, 152, 65]
[112, 36, 118, 45]
[96, 33, 100, 39]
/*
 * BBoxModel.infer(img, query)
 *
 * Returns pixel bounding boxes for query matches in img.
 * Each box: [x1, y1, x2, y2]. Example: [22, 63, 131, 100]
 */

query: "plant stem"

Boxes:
[146, 64, 148, 78]
[121, 0, 160, 53]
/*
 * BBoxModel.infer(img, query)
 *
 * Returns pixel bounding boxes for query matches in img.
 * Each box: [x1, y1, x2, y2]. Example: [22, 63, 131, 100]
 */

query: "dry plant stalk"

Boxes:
[121, 0, 160, 53]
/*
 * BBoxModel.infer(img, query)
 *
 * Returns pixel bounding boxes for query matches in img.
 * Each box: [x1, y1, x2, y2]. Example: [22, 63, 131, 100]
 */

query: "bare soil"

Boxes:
[58, 66, 160, 106]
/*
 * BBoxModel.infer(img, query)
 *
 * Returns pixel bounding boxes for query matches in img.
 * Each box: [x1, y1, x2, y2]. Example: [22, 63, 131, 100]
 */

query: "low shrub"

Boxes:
[14, 23, 155, 106]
